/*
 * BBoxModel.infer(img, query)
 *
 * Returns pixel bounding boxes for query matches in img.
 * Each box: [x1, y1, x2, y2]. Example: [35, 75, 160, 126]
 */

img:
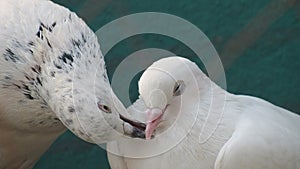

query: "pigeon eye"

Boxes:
[98, 103, 111, 113]
[173, 80, 185, 96]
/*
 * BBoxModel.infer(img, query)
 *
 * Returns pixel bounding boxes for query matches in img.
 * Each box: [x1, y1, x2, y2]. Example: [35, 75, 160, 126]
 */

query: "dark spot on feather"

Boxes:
[13, 83, 21, 89]
[22, 84, 30, 91]
[4, 48, 19, 62]
[50, 71, 55, 77]
[40, 23, 46, 29]
[46, 38, 52, 48]
[24, 75, 33, 81]
[24, 93, 34, 100]
[31, 67, 39, 74]
[102, 73, 108, 82]
[36, 23, 49, 39]
[28, 41, 34, 46]
[53, 117, 59, 121]
[31, 67, 37, 73]
[30, 65, 41, 74]
[52, 22, 56, 28]
[36, 30, 42, 38]
[36, 77, 42, 86]
[36, 65, 41, 73]
[68, 106, 75, 113]
[41, 23, 52, 32]
[81, 33, 87, 43]
[60, 53, 74, 64]
[72, 39, 81, 48]
[38, 26, 43, 32]
[54, 62, 62, 69]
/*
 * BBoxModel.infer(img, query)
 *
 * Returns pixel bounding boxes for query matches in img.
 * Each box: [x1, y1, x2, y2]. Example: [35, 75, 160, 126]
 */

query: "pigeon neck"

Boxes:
[31, 26, 114, 143]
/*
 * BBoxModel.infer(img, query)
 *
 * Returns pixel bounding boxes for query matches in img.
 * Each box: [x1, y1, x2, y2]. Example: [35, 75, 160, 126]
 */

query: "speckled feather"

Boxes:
[0, 0, 135, 168]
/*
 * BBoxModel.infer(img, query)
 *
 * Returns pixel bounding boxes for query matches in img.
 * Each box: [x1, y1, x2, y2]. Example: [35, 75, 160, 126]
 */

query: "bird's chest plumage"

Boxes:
[0, 27, 66, 132]
[123, 131, 224, 169]
[121, 110, 236, 169]
[0, 72, 65, 132]
[0, 70, 66, 169]
[0, 67, 66, 169]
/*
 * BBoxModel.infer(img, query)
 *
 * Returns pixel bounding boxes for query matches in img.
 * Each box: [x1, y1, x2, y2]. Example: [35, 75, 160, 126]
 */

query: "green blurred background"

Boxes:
[34, 0, 300, 168]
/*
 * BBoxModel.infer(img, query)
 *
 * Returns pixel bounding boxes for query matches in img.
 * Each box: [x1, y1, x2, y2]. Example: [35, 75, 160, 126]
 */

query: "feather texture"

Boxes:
[107, 57, 300, 169]
[0, 1, 143, 168]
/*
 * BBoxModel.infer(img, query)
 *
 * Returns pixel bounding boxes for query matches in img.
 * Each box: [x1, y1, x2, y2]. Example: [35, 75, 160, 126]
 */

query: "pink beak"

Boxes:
[145, 108, 164, 140]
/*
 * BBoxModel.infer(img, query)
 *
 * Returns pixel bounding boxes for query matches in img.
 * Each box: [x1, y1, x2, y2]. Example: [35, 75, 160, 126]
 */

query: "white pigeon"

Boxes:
[107, 56, 300, 169]
[0, 0, 145, 168]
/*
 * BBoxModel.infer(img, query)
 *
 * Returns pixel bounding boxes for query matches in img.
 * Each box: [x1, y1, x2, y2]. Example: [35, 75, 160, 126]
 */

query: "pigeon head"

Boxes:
[20, 1, 147, 143]
[138, 56, 202, 139]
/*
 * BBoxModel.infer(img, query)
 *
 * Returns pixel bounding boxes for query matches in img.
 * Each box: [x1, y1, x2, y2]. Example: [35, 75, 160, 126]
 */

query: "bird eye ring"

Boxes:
[173, 80, 185, 96]
[98, 102, 111, 113]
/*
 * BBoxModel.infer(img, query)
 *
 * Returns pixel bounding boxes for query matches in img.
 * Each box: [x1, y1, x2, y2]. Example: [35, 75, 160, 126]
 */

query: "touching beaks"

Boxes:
[120, 114, 146, 131]
[120, 114, 147, 138]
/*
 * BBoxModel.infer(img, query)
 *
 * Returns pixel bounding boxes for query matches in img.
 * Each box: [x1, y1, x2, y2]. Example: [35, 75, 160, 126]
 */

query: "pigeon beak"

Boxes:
[119, 114, 146, 131]
[120, 114, 147, 138]
[112, 92, 146, 138]
[145, 108, 164, 140]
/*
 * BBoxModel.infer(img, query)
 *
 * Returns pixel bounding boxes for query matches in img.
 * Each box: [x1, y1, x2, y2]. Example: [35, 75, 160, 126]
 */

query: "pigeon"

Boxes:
[0, 0, 145, 168]
[107, 56, 300, 169]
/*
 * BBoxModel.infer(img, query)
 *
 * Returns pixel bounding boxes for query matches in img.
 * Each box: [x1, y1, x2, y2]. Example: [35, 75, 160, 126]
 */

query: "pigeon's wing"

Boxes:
[215, 117, 300, 169]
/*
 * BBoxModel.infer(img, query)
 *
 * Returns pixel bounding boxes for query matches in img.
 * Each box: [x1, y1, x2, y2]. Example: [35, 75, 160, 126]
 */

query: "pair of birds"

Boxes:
[0, 0, 299, 169]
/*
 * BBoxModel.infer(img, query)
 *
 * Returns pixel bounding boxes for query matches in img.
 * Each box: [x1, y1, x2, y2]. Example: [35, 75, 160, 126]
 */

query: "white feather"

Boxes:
[107, 56, 300, 169]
